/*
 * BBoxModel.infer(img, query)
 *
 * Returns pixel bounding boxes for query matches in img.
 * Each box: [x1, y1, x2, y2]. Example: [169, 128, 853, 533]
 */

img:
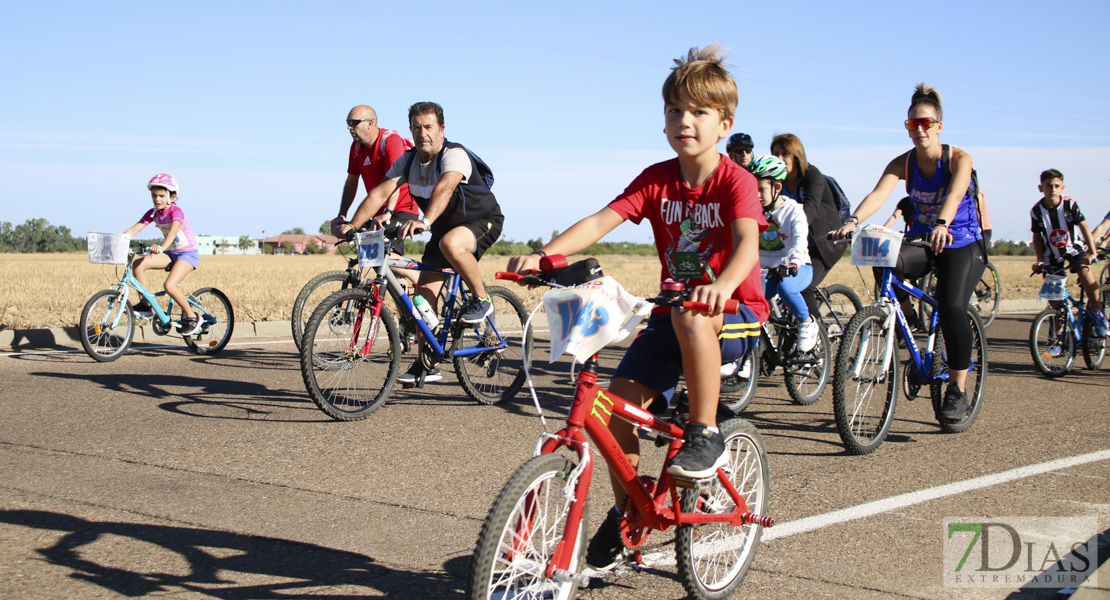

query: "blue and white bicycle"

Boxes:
[831, 226, 986, 455]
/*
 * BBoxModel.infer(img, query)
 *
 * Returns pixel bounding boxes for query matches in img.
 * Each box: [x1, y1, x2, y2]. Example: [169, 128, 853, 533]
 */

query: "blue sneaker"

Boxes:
[1091, 310, 1108, 338]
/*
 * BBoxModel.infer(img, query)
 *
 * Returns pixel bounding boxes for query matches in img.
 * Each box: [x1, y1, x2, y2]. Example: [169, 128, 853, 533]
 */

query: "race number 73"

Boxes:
[554, 298, 609, 340]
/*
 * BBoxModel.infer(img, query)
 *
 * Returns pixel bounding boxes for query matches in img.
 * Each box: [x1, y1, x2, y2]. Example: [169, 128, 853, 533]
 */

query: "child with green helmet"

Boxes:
[749, 155, 819, 352]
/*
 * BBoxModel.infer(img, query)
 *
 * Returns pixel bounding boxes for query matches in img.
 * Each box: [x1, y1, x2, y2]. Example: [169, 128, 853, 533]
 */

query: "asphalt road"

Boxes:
[1, 312, 1107, 599]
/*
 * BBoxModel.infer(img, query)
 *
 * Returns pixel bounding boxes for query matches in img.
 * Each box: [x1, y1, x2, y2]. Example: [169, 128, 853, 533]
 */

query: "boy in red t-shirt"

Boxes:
[507, 44, 767, 569]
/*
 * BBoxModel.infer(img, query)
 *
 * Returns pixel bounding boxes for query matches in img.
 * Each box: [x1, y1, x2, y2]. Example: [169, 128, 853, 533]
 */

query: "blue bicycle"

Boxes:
[1028, 260, 1110, 377]
[831, 233, 986, 455]
[80, 244, 235, 361]
[298, 228, 532, 421]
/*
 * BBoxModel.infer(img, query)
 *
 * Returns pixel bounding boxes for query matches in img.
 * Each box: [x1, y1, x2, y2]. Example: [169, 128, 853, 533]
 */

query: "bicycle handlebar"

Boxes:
[495, 254, 739, 315]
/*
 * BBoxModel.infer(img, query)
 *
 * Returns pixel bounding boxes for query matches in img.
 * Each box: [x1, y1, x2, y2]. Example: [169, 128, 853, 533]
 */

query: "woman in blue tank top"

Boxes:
[831, 82, 987, 425]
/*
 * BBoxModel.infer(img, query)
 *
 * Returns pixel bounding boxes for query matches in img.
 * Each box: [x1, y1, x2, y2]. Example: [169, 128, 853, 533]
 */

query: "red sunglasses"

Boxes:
[904, 118, 940, 131]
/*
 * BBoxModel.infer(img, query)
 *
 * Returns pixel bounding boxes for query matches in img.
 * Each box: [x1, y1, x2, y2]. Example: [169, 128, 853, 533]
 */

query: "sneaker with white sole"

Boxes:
[1090, 310, 1108, 338]
[585, 506, 626, 571]
[397, 361, 442, 384]
[460, 295, 493, 324]
[177, 317, 202, 336]
[1045, 337, 1063, 358]
[796, 317, 819, 353]
[132, 299, 155, 318]
[667, 423, 727, 480]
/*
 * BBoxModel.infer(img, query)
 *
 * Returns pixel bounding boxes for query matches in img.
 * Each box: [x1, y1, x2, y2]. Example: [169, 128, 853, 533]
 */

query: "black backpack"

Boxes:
[824, 174, 852, 222]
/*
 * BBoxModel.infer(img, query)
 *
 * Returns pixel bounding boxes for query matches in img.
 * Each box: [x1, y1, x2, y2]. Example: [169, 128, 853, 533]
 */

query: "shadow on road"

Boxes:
[28, 370, 324, 422]
[0, 509, 470, 599]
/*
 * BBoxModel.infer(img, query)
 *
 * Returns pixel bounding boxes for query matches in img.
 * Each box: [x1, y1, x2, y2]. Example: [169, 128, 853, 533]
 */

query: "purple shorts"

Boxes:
[165, 249, 199, 269]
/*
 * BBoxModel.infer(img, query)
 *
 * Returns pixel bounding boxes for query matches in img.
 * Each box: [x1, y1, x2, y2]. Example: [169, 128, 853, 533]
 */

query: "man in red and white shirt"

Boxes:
[330, 105, 420, 250]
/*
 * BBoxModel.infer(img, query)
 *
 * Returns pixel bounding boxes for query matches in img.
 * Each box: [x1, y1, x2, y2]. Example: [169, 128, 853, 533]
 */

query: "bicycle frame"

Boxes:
[864, 268, 946, 384]
[1047, 289, 1088, 347]
[101, 255, 213, 331]
[364, 255, 512, 360]
[531, 356, 763, 577]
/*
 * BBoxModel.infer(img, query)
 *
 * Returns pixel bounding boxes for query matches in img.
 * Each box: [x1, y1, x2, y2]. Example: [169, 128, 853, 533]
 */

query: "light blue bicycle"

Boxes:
[80, 243, 235, 361]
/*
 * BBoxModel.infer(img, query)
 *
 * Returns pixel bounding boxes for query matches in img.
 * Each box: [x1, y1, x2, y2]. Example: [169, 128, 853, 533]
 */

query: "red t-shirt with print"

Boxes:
[608, 156, 769, 322]
[347, 129, 418, 215]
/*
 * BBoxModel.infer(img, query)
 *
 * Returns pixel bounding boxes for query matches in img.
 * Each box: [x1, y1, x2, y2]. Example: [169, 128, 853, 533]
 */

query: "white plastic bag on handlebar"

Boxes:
[543, 276, 652, 364]
[850, 224, 903, 268]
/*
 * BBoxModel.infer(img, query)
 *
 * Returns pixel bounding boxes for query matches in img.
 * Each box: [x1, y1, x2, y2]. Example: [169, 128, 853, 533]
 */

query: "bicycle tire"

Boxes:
[1100, 263, 1109, 287]
[918, 271, 937, 327]
[930, 309, 987, 433]
[784, 322, 830, 405]
[181, 287, 234, 355]
[1029, 307, 1075, 377]
[675, 417, 769, 600]
[80, 289, 135, 362]
[818, 284, 863, 343]
[832, 306, 899, 455]
[292, 270, 355, 351]
[1082, 286, 1109, 369]
[300, 288, 401, 421]
[466, 453, 586, 600]
[971, 262, 1001, 329]
[453, 286, 533, 405]
[720, 345, 760, 414]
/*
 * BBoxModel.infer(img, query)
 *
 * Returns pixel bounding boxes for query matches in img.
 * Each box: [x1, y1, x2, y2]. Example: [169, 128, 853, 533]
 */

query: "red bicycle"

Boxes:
[466, 257, 773, 600]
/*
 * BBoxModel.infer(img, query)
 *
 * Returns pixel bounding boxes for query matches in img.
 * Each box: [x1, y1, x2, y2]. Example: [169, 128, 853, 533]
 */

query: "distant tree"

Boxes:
[526, 238, 544, 252]
[238, 235, 253, 250]
[281, 241, 295, 254]
[305, 240, 320, 254]
[0, 218, 85, 253]
[262, 244, 275, 255]
[282, 227, 306, 235]
[319, 221, 331, 235]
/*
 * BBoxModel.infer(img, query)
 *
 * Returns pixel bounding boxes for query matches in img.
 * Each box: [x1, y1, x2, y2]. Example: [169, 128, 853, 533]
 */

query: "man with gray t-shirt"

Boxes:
[344, 101, 504, 383]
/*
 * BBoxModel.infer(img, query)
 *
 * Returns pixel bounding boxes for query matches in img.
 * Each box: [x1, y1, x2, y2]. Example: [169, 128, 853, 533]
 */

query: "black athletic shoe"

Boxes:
[460, 295, 493, 324]
[133, 299, 154, 318]
[938, 385, 970, 423]
[667, 424, 727, 480]
[585, 506, 625, 571]
[396, 361, 442, 384]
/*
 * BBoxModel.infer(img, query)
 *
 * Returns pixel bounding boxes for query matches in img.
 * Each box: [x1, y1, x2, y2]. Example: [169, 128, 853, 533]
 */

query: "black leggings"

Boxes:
[883, 241, 987, 370]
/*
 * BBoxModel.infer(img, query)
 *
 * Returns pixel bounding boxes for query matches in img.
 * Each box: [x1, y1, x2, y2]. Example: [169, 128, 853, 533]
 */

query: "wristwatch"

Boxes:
[845, 216, 860, 225]
[421, 217, 431, 228]
[934, 219, 948, 227]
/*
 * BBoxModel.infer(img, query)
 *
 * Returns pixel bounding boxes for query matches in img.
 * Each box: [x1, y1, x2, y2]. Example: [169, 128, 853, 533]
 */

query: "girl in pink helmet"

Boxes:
[122, 174, 203, 335]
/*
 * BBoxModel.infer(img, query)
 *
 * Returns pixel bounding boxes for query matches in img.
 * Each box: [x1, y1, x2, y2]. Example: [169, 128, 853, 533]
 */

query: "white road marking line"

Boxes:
[629, 448, 1110, 570]
[763, 448, 1110, 540]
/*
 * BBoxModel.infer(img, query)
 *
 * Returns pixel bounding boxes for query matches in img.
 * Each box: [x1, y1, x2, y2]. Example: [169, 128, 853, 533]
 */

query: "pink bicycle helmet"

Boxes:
[146, 173, 179, 193]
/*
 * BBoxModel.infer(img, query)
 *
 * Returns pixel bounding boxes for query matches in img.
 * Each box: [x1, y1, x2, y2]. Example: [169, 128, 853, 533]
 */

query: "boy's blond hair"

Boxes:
[662, 44, 737, 121]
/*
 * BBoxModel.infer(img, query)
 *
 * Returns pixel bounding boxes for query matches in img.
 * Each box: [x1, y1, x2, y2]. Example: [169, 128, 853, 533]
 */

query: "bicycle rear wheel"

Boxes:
[930, 309, 987, 433]
[784, 322, 830, 405]
[466, 453, 586, 600]
[675, 417, 769, 600]
[300, 288, 401, 421]
[970, 262, 1001, 329]
[832, 306, 899, 455]
[182, 287, 234, 355]
[818, 284, 863, 344]
[292, 269, 356, 351]
[720, 346, 760, 414]
[80, 289, 135, 362]
[1082, 289, 1108, 369]
[1029, 307, 1075, 377]
[453, 286, 533, 405]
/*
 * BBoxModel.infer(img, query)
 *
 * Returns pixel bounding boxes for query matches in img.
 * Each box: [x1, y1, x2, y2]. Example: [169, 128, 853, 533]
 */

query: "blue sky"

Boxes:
[2, 0, 1108, 244]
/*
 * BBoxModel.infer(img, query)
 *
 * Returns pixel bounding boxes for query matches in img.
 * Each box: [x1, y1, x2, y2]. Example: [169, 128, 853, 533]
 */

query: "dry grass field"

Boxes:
[0, 252, 1054, 330]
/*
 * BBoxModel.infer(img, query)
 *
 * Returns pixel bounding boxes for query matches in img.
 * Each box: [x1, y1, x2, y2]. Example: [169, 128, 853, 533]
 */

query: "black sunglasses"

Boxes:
[346, 119, 371, 128]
